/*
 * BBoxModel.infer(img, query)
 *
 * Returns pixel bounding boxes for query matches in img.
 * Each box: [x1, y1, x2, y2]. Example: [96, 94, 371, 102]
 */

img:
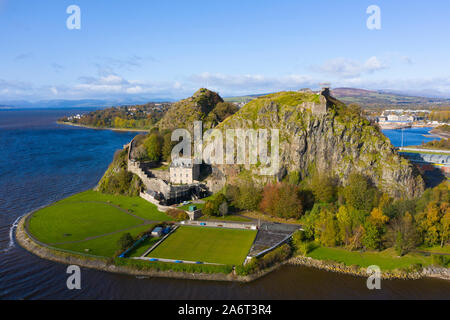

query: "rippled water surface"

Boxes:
[0, 109, 449, 300]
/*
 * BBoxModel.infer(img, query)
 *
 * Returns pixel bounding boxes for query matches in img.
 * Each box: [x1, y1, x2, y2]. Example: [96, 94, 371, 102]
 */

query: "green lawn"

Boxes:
[55, 224, 153, 257]
[28, 201, 143, 244]
[307, 246, 433, 271]
[150, 226, 257, 265]
[417, 245, 450, 254]
[28, 190, 169, 247]
[63, 190, 170, 221]
[179, 194, 219, 211]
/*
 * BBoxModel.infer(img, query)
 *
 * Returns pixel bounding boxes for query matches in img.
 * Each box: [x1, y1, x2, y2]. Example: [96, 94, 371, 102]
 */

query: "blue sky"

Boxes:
[1, 0, 450, 101]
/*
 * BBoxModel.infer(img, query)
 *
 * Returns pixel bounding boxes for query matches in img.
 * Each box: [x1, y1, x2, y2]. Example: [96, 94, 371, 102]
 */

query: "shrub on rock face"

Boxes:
[96, 148, 143, 196]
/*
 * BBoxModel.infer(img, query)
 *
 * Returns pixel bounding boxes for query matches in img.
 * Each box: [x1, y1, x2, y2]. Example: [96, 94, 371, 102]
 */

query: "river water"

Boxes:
[382, 127, 440, 147]
[0, 109, 449, 300]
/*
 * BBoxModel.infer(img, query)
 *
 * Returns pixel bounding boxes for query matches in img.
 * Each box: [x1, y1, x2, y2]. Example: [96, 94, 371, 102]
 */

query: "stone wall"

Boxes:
[128, 160, 171, 196]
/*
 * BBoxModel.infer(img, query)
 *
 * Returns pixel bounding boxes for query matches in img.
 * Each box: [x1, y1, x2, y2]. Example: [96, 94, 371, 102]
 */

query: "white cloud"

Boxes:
[126, 86, 144, 94]
[189, 72, 316, 95]
[3, 67, 450, 101]
[100, 74, 127, 85]
[50, 87, 58, 95]
[316, 56, 387, 78]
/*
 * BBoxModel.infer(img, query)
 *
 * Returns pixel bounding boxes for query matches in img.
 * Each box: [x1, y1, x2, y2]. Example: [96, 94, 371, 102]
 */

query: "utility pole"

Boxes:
[401, 128, 404, 148]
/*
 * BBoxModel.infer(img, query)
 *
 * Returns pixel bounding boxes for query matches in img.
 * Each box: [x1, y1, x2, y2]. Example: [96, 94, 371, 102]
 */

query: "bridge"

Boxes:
[398, 148, 450, 185]
[398, 148, 450, 167]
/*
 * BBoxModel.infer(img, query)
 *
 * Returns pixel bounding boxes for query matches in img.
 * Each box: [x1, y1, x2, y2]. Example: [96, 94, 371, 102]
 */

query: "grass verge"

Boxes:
[307, 246, 433, 270]
[114, 258, 233, 274]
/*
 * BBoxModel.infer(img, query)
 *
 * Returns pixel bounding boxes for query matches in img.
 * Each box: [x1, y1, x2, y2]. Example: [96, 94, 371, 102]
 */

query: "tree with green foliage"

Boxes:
[292, 230, 316, 256]
[336, 205, 353, 246]
[117, 233, 134, 252]
[227, 181, 262, 211]
[144, 133, 163, 162]
[162, 131, 175, 162]
[386, 213, 419, 256]
[342, 173, 376, 212]
[383, 199, 416, 219]
[315, 209, 338, 247]
[310, 172, 336, 203]
[418, 202, 442, 246]
[277, 183, 303, 219]
[299, 204, 322, 241]
[442, 210, 450, 247]
[362, 221, 382, 250]
[203, 194, 228, 217]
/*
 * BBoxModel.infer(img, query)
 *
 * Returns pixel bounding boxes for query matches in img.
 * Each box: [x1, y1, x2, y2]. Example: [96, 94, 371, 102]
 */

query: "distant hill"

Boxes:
[331, 88, 450, 109]
[224, 93, 269, 104]
[225, 88, 450, 109]
[0, 98, 175, 109]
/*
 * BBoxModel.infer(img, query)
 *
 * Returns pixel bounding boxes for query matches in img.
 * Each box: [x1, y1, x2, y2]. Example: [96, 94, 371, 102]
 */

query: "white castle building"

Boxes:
[170, 158, 200, 184]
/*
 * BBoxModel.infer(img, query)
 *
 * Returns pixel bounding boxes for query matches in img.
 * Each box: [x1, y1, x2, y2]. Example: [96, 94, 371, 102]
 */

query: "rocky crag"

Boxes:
[158, 88, 224, 131]
[214, 89, 424, 199]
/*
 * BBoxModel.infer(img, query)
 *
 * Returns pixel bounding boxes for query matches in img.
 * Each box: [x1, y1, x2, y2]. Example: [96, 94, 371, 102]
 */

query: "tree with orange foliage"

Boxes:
[259, 183, 303, 219]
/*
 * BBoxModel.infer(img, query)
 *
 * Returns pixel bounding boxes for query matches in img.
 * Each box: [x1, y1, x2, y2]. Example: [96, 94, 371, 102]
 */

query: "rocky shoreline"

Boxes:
[288, 256, 450, 281]
[430, 128, 450, 139]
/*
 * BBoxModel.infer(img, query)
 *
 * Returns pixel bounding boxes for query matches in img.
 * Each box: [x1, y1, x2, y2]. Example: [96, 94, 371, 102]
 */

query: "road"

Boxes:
[399, 147, 450, 155]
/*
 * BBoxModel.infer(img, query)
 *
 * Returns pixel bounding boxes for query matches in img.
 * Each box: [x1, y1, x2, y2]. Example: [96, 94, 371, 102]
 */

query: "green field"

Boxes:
[150, 226, 257, 265]
[27, 190, 170, 257]
[307, 246, 433, 270]
[55, 224, 153, 257]
[62, 191, 170, 221]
